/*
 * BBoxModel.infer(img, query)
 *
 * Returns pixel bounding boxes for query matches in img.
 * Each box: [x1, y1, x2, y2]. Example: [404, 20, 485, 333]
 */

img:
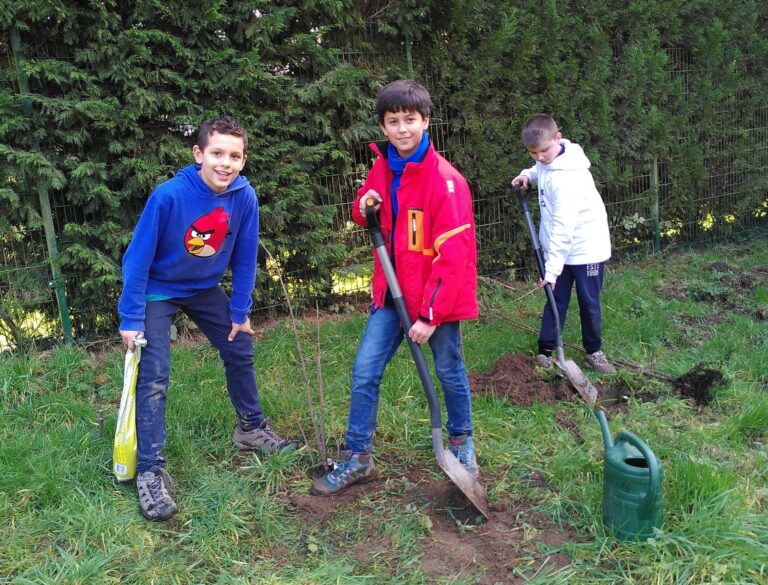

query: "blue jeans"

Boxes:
[344, 304, 474, 454]
[135, 285, 264, 472]
[539, 262, 605, 355]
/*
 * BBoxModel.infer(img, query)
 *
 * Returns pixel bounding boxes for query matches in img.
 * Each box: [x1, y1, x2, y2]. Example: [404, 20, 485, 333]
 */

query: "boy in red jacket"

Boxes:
[311, 80, 479, 495]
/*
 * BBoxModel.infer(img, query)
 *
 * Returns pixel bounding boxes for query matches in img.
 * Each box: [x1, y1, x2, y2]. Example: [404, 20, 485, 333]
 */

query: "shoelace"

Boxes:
[142, 473, 165, 502]
[257, 422, 283, 448]
[331, 457, 360, 478]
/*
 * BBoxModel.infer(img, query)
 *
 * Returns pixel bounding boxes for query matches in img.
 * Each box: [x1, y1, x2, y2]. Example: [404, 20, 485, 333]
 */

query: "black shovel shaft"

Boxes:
[513, 186, 565, 344]
[365, 199, 442, 431]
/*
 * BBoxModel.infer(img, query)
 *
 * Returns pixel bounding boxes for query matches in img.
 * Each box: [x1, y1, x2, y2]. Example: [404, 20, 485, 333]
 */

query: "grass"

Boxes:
[3, 239, 768, 583]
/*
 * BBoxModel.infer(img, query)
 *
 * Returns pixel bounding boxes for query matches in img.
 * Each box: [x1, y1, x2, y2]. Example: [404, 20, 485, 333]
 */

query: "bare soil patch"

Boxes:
[470, 353, 726, 409]
[468, 354, 645, 411]
[290, 469, 578, 584]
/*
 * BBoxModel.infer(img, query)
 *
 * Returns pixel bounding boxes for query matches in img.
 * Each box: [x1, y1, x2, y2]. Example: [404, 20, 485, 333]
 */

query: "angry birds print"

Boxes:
[185, 207, 230, 257]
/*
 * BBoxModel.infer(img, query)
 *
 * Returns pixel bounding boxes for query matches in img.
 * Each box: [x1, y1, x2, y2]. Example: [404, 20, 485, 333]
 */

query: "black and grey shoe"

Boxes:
[232, 418, 297, 453]
[136, 466, 178, 521]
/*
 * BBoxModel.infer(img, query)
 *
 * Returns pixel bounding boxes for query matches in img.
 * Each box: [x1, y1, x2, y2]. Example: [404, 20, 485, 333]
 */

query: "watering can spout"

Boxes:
[596, 409, 613, 449]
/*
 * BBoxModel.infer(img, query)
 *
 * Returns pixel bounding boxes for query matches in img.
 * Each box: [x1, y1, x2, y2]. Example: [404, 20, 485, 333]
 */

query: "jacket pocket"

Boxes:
[407, 208, 424, 252]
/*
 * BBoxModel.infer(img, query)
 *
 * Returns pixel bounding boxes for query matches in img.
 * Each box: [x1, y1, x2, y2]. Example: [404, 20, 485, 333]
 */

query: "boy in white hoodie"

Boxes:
[511, 114, 616, 374]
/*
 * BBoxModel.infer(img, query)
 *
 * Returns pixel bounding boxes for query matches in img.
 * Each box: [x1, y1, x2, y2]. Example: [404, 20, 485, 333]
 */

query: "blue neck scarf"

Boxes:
[387, 133, 430, 218]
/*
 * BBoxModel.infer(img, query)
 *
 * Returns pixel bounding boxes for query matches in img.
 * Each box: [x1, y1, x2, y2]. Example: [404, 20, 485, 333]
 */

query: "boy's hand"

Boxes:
[359, 190, 382, 216]
[228, 319, 255, 341]
[511, 175, 529, 189]
[120, 330, 143, 350]
[538, 278, 556, 291]
[408, 320, 436, 344]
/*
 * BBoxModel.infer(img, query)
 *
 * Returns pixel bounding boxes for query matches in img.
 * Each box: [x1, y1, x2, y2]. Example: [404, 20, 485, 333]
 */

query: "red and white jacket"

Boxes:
[352, 140, 478, 326]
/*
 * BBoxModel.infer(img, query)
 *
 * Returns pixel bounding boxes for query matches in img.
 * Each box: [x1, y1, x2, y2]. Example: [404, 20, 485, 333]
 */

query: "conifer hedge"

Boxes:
[1, 0, 766, 345]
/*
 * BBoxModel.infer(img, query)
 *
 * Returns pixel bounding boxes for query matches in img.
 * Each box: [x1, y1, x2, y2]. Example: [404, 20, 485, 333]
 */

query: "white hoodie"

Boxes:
[521, 139, 611, 283]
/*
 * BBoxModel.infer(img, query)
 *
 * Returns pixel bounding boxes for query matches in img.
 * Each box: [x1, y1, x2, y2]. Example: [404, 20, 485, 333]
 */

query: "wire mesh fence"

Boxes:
[1, 28, 767, 352]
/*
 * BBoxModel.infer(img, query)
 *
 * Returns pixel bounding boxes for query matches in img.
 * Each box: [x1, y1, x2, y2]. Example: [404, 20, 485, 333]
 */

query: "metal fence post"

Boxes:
[10, 27, 74, 344]
[650, 155, 661, 253]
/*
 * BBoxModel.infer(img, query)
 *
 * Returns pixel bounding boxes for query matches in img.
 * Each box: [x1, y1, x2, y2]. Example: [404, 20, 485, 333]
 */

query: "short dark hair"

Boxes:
[197, 115, 248, 152]
[521, 114, 559, 148]
[375, 79, 432, 124]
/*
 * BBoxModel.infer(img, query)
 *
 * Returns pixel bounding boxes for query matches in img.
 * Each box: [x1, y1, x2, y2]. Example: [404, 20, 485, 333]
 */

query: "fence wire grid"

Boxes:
[1, 29, 767, 352]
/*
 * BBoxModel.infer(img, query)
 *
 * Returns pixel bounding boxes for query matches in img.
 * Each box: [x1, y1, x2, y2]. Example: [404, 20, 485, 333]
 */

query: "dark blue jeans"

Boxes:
[135, 285, 264, 472]
[344, 304, 473, 454]
[539, 262, 605, 356]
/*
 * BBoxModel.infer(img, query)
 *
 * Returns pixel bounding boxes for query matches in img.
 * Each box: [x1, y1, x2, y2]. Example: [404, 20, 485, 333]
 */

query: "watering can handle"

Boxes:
[615, 431, 661, 519]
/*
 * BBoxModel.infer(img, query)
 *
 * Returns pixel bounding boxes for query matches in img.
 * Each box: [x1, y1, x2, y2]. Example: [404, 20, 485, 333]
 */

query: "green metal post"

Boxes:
[650, 156, 661, 253]
[10, 27, 74, 344]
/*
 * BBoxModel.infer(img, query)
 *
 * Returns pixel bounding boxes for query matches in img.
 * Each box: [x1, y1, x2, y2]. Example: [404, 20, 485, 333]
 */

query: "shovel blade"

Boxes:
[437, 448, 490, 519]
[558, 358, 598, 404]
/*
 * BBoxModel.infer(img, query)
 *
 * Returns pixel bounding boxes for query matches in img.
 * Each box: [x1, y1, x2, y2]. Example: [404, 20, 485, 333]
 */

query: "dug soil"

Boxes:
[291, 353, 713, 583]
[292, 469, 578, 584]
[468, 353, 647, 411]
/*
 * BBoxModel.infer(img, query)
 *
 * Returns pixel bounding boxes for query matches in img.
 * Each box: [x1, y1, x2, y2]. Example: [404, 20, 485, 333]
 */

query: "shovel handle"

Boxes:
[363, 198, 442, 432]
[513, 185, 564, 348]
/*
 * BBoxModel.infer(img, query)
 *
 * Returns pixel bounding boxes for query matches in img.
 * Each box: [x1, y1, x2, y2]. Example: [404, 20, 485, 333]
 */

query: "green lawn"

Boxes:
[2, 240, 768, 584]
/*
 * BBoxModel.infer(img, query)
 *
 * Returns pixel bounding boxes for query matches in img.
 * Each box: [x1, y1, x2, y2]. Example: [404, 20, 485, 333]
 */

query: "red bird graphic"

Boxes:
[185, 207, 230, 257]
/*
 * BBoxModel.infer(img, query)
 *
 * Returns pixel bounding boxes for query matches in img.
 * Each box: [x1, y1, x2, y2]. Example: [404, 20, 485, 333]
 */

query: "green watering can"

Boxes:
[596, 409, 663, 540]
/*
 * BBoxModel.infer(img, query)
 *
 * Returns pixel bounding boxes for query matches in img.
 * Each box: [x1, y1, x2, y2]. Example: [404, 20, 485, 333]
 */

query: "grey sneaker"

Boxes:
[233, 418, 297, 453]
[448, 434, 479, 478]
[584, 351, 617, 374]
[536, 354, 553, 368]
[136, 466, 178, 521]
[310, 448, 376, 496]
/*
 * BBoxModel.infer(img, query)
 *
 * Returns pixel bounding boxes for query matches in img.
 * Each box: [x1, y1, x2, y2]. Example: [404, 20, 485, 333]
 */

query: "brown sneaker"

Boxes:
[584, 351, 617, 374]
[232, 418, 297, 453]
[536, 354, 553, 368]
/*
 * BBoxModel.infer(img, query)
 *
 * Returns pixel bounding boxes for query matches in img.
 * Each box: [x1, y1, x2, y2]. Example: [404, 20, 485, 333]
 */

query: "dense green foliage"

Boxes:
[1, 0, 767, 346]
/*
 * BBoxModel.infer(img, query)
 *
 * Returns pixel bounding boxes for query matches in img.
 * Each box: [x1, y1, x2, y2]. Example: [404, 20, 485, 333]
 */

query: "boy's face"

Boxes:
[379, 109, 429, 159]
[193, 131, 247, 193]
[527, 132, 562, 165]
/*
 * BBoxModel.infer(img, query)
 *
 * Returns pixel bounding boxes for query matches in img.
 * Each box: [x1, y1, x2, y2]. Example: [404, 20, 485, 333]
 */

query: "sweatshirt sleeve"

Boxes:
[521, 164, 538, 185]
[543, 173, 582, 282]
[118, 193, 168, 331]
[418, 176, 475, 326]
[228, 188, 259, 324]
[351, 157, 383, 227]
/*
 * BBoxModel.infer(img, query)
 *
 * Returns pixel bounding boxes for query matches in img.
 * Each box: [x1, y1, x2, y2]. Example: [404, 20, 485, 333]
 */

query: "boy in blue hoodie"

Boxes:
[118, 115, 295, 521]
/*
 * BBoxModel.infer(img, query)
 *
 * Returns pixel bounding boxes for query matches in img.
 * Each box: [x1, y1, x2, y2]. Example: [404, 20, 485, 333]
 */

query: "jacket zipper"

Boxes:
[428, 277, 442, 321]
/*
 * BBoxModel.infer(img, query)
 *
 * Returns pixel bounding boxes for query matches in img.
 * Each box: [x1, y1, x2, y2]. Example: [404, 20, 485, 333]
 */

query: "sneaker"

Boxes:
[233, 418, 297, 453]
[136, 466, 178, 521]
[584, 351, 617, 374]
[449, 434, 479, 478]
[536, 354, 553, 368]
[309, 448, 376, 496]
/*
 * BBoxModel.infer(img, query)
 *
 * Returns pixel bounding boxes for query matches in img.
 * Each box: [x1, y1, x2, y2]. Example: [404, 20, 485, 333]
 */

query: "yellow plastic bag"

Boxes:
[113, 336, 146, 482]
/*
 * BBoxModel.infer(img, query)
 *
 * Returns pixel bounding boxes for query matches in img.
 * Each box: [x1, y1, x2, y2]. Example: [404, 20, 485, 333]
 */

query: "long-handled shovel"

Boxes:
[364, 198, 489, 519]
[513, 186, 599, 404]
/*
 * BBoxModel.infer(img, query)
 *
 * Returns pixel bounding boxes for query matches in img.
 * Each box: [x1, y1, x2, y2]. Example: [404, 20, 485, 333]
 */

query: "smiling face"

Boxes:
[379, 109, 429, 158]
[193, 131, 247, 193]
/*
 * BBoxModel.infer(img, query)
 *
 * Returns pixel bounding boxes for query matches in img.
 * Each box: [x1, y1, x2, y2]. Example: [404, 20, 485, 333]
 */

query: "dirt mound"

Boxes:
[673, 364, 724, 405]
[469, 354, 578, 406]
[290, 470, 577, 584]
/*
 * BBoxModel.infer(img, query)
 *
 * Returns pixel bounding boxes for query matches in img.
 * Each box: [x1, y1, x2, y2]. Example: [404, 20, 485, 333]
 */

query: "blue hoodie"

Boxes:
[118, 164, 259, 331]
